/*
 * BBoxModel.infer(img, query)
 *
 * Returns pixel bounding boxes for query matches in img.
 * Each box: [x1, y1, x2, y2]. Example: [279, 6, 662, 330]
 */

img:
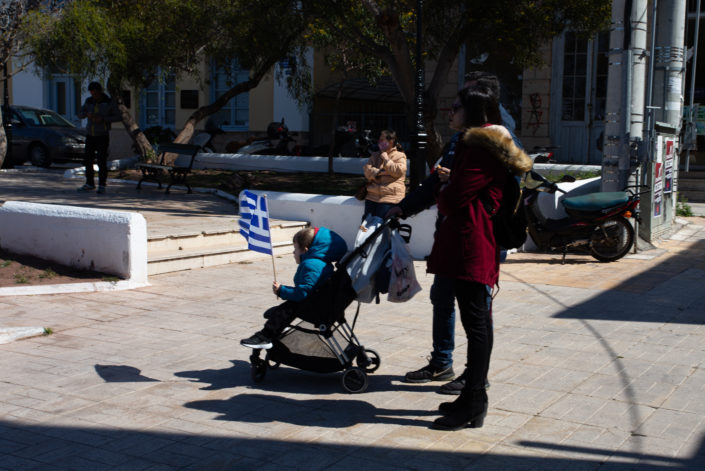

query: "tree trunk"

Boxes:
[0, 110, 7, 169]
[173, 72, 271, 146]
[106, 80, 154, 162]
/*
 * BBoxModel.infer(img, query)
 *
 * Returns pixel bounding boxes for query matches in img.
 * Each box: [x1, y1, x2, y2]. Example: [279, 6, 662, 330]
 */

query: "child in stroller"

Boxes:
[241, 226, 348, 349]
[242, 218, 407, 393]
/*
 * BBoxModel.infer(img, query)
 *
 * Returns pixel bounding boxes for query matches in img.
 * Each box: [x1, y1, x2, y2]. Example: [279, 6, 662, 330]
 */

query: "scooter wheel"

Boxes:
[590, 216, 634, 262]
[341, 367, 368, 393]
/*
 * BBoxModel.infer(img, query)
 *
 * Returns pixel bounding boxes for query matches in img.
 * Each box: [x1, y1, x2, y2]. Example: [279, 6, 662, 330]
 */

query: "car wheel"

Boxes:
[29, 144, 52, 168]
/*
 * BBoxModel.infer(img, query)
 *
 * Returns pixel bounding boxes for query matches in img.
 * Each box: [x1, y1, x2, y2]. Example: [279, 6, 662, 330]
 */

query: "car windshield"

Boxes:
[17, 109, 75, 128]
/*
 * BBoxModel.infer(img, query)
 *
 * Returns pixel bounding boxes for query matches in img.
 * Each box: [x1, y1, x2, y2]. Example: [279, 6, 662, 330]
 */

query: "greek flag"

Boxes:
[239, 190, 273, 255]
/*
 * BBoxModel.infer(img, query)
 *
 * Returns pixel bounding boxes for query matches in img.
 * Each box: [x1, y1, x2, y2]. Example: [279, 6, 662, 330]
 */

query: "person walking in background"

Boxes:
[362, 130, 407, 220]
[427, 85, 531, 430]
[77, 82, 121, 194]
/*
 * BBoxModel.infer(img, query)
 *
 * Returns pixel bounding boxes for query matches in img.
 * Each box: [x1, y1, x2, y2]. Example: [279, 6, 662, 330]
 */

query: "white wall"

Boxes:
[0, 201, 147, 284]
[243, 177, 601, 258]
[243, 190, 437, 260]
[273, 48, 313, 132]
[11, 65, 44, 108]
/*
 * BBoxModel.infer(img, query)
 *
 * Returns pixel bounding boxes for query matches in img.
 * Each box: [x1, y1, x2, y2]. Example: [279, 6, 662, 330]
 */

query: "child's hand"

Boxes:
[272, 281, 280, 296]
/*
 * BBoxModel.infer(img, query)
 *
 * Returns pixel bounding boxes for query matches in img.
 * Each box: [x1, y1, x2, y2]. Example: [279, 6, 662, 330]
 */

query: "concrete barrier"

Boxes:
[243, 176, 602, 259]
[0, 201, 148, 284]
[241, 190, 437, 260]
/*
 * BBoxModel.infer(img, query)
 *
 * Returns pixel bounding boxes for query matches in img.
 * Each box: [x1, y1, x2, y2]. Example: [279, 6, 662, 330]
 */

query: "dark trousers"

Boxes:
[363, 200, 396, 221]
[261, 301, 299, 338]
[455, 280, 493, 391]
[429, 274, 456, 369]
[84, 135, 110, 187]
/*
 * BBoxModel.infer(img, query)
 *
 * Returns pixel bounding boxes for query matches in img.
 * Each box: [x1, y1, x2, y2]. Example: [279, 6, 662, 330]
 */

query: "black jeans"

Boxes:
[84, 135, 110, 187]
[261, 301, 299, 338]
[455, 280, 493, 391]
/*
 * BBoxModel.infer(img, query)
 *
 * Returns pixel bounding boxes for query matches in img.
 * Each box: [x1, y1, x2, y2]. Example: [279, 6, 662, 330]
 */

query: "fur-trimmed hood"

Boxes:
[461, 125, 532, 176]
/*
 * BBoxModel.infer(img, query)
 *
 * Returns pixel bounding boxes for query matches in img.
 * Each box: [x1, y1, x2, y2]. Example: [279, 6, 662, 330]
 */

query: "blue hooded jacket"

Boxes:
[278, 227, 348, 302]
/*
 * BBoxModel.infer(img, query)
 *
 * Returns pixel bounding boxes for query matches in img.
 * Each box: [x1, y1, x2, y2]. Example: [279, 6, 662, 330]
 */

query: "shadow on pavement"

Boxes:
[185, 393, 436, 428]
[1, 419, 703, 470]
[175, 359, 438, 395]
[95, 364, 159, 383]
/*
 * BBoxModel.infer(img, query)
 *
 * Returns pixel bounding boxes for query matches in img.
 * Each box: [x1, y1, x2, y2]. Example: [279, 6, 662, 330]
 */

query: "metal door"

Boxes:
[550, 31, 609, 164]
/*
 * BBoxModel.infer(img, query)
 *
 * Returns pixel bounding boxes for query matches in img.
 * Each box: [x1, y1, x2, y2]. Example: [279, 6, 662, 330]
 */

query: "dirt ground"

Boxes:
[0, 250, 112, 288]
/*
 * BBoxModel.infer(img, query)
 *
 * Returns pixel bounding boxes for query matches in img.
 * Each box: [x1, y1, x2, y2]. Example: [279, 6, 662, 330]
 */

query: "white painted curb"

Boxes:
[0, 327, 46, 344]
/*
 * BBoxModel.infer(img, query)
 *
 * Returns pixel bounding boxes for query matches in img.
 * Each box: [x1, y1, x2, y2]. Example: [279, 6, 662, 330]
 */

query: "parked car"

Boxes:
[5, 105, 86, 168]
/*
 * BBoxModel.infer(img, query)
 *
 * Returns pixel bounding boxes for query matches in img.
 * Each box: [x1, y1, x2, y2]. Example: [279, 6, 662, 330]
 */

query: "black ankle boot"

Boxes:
[438, 395, 463, 415]
[432, 389, 488, 430]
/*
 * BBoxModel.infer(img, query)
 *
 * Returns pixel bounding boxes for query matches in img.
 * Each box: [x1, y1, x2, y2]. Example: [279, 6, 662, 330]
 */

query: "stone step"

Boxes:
[148, 219, 305, 253]
[147, 219, 309, 275]
[679, 170, 705, 179]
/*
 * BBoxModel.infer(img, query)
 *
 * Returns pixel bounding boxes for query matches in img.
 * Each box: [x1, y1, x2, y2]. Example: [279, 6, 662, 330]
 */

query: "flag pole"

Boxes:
[263, 194, 277, 284]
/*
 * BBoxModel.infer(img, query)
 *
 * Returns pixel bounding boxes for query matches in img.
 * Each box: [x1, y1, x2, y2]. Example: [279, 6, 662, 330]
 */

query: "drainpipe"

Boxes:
[685, 0, 701, 172]
[652, 0, 687, 129]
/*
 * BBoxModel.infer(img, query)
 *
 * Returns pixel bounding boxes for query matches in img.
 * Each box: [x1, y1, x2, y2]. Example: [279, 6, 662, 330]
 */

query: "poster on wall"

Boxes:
[664, 138, 674, 194]
[654, 162, 663, 217]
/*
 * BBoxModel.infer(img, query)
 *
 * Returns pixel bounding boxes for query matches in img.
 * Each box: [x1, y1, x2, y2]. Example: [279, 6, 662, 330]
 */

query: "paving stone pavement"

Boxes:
[2, 169, 705, 469]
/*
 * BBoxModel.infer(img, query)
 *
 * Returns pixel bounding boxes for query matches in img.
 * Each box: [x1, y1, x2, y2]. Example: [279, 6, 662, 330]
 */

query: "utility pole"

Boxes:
[684, 0, 701, 172]
[652, 0, 687, 129]
[412, 0, 427, 189]
[602, 0, 649, 192]
[640, 0, 687, 241]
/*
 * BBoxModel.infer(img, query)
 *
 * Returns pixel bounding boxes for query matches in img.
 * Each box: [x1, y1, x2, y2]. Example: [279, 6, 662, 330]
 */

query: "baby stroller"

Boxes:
[248, 218, 411, 393]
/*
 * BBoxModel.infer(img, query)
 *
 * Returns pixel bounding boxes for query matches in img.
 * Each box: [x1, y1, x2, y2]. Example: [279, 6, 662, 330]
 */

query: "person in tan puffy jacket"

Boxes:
[362, 129, 407, 219]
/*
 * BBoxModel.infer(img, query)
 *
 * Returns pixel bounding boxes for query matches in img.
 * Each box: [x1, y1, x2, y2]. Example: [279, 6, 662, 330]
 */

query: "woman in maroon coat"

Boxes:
[428, 86, 532, 430]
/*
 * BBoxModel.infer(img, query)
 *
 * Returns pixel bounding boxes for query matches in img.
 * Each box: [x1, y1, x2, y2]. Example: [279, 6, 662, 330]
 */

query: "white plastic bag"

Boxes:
[387, 229, 422, 302]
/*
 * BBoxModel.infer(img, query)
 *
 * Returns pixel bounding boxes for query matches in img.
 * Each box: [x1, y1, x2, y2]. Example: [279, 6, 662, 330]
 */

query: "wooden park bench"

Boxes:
[136, 143, 201, 194]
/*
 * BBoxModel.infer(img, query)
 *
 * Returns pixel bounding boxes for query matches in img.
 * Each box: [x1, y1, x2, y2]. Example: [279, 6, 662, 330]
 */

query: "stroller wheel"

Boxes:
[251, 357, 267, 383]
[265, 351, 280, 370]
[341, 367, 369, 393]
[356, 348, 381, 373]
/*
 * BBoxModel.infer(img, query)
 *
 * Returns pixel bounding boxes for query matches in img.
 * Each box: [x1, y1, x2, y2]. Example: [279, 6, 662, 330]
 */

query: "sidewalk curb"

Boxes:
[0, 279, 150, 297]
[0, 326, 47, 344]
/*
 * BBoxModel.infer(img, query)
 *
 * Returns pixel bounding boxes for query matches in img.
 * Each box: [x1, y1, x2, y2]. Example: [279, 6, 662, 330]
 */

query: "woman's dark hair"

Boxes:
[88, 82, 103, 92]
[457, 85, 501, 128]
[380, 129, 403, 152]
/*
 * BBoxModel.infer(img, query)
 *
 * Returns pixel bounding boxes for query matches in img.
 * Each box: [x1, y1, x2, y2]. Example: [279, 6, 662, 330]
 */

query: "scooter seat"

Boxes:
[562, 191, 629, 212]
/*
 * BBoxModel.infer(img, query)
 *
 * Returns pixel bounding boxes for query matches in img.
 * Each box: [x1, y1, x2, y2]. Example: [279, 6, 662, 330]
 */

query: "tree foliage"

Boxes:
[303, 0, 611, 167]
[22, 0, 309, 157]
